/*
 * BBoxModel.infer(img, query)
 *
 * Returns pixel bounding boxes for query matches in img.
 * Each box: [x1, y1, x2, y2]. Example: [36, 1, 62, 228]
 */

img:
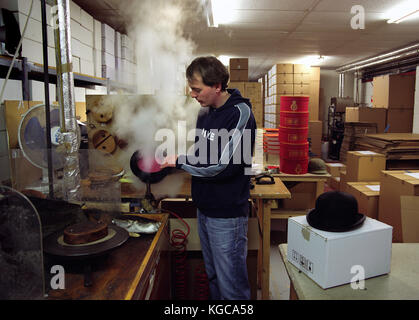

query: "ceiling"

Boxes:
[73, 0, 419, 80]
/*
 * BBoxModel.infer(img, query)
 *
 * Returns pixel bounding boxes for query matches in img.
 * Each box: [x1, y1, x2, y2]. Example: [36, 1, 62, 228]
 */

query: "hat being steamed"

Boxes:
[306, 191, 366, 232]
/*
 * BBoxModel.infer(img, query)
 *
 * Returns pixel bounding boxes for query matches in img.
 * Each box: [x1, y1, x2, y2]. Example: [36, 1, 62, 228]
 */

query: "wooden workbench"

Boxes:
[122, 172, 290, 300]
[279, 243, 419, 300]
[46, 214, 170, 300]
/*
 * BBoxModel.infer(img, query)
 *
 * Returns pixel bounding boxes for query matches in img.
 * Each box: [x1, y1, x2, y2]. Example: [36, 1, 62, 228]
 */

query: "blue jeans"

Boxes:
[197, 210, 250, 300]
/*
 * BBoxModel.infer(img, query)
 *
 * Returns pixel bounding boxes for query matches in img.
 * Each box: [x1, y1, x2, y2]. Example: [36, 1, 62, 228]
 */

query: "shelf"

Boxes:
[0, 55, 106, 88]
[0, 55, 139, 96]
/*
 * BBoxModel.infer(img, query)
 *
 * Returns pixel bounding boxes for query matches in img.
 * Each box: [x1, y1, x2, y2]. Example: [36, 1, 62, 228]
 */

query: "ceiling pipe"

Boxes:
[336, 42, 419, 73]
[338, 73, 345, 98]
[362, 55, 419, 76]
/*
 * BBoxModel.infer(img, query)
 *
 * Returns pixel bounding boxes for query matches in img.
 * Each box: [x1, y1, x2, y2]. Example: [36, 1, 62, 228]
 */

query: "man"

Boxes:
[161, 56, 256, 300]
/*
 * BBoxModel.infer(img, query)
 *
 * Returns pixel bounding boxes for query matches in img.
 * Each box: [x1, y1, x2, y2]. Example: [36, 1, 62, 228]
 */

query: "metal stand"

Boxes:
[327, 104, 345, 160]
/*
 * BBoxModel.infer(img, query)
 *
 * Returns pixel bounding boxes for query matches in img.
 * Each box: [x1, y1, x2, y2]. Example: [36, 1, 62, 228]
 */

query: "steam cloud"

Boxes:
[104, 0, 202, 196]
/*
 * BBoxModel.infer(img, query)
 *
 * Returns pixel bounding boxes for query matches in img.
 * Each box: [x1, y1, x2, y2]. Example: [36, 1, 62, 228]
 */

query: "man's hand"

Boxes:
[160, 155, 178, 169]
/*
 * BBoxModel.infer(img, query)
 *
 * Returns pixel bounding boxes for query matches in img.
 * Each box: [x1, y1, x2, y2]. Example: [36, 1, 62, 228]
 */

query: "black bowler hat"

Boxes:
[306, 191, 366, 232]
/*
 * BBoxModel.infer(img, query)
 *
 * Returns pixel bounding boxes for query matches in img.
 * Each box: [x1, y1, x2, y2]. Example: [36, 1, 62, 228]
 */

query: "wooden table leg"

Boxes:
[256, 200, 262, 290]
[261, 199, 272, 300]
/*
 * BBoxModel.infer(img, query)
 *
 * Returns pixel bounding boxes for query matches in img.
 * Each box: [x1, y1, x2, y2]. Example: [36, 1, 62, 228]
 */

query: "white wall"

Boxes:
[413, 66, 419, 134]
[354, 77, 373, 107]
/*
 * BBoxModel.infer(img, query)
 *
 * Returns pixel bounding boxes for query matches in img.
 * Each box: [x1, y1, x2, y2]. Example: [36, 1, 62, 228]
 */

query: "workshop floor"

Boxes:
[267, 230, 290, 300]
[255, 229, 290, 300]
[258, 182, 335, 300]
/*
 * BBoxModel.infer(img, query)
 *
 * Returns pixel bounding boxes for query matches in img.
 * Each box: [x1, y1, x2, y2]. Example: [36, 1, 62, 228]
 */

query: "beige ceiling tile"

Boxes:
[314, 0, 397, 13]
[233, 0, 319, 11]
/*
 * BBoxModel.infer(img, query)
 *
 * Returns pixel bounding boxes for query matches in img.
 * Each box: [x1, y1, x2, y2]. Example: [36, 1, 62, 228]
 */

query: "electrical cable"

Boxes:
[124, 203, 209, 299]
[160, 208, 191, 300]
[194, 261, 209, 300]
[0, 0, 34, 103]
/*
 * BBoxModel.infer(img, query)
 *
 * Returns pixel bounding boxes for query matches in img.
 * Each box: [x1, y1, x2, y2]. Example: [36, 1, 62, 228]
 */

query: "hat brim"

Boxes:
[306, 208, 366, 232]
[309, 169, 328, 175]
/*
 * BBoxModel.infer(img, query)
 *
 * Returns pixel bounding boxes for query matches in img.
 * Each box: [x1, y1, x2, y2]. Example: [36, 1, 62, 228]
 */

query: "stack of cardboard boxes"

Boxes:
[346, 182, 380, 219]
[372, 73, 415, 133]
[0, 0, 132, 100]
[341, 151, 385, 218]
[325, 162, 346, 190]
[308, 120, 322, 156]
[263, 64, 320, 129]
[339, 122, 378, 163]
[345, 107, 387, 133]
[346, 73, 415, 134]
[330, 149, 419, 243]
[228, 59, 263, 129]
[378, 170, 419, 242]
[229, 58, 248, 82]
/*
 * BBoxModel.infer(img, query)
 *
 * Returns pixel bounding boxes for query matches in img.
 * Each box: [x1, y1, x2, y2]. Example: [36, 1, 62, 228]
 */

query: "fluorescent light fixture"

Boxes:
[387, 1, 419, 23]
[204, 0, 238, 27]
[295, 55, 327, 66]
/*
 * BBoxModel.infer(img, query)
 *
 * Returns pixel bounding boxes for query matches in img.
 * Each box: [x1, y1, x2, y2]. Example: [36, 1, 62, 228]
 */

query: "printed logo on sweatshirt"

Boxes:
[201, 129, 215, 141]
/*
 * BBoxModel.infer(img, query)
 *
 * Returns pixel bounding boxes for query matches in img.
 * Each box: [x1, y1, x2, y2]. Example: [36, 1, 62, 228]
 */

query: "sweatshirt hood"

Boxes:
[213, 88, 250, 112]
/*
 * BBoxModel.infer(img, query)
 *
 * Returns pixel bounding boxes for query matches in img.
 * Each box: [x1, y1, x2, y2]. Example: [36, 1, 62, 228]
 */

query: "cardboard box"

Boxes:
[9, 149, 43, 190]
[293, 64, 311, 74]
[294, 84, 310, 95]
[372, 74, 415, 109]
[271, 84, 293, 95]
[229, 69, 248, 82]
[400, 196, 419, 242]
[327, 176, 340, 190]
[281, 182, 317, 210]
[287, 216, 392, 289]
[378, 170, 419, 242]
[308, 120, 322, 137]
[309, 135, 322, 156]
[101, 23, 115, 42]
[252, 102, 263, 126]
[264, 113, 280, 127]
[244, 82, 262, 102]
[308, 120, 322, 156]
[310, 67, 320, 81]
[0, 79, 23, 100]
[346, 151, 386, 182]
[293, 73, 311, 84]
[228, 81, 245, 94]
[308, 80, 319, 121]
[271, 94, 282, 105]
[346, 182, 380, 219]
[270, 73, 293, 85]
[340, 170, 347, 192]
[386, 108, 413, 133]
[326, 162, 346, 177]
[345, 107, 387, 133]
[229, 58, 248, 70]
[271, 64, 293, 74]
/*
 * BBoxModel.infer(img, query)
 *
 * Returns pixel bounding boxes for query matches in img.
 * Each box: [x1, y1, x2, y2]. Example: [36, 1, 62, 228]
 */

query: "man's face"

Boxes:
[188, 73, 219, 107]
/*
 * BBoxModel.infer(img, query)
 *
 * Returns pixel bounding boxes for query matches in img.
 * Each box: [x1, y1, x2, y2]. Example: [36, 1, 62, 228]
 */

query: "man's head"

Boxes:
[186, 56, 230, 107]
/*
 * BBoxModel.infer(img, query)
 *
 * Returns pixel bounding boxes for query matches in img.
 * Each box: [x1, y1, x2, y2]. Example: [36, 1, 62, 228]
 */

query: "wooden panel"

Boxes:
[46, 214, 170, 300]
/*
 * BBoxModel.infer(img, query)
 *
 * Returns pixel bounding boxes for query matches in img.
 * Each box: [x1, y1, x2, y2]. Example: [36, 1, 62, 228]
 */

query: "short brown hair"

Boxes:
[186, 56, 229, 91]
